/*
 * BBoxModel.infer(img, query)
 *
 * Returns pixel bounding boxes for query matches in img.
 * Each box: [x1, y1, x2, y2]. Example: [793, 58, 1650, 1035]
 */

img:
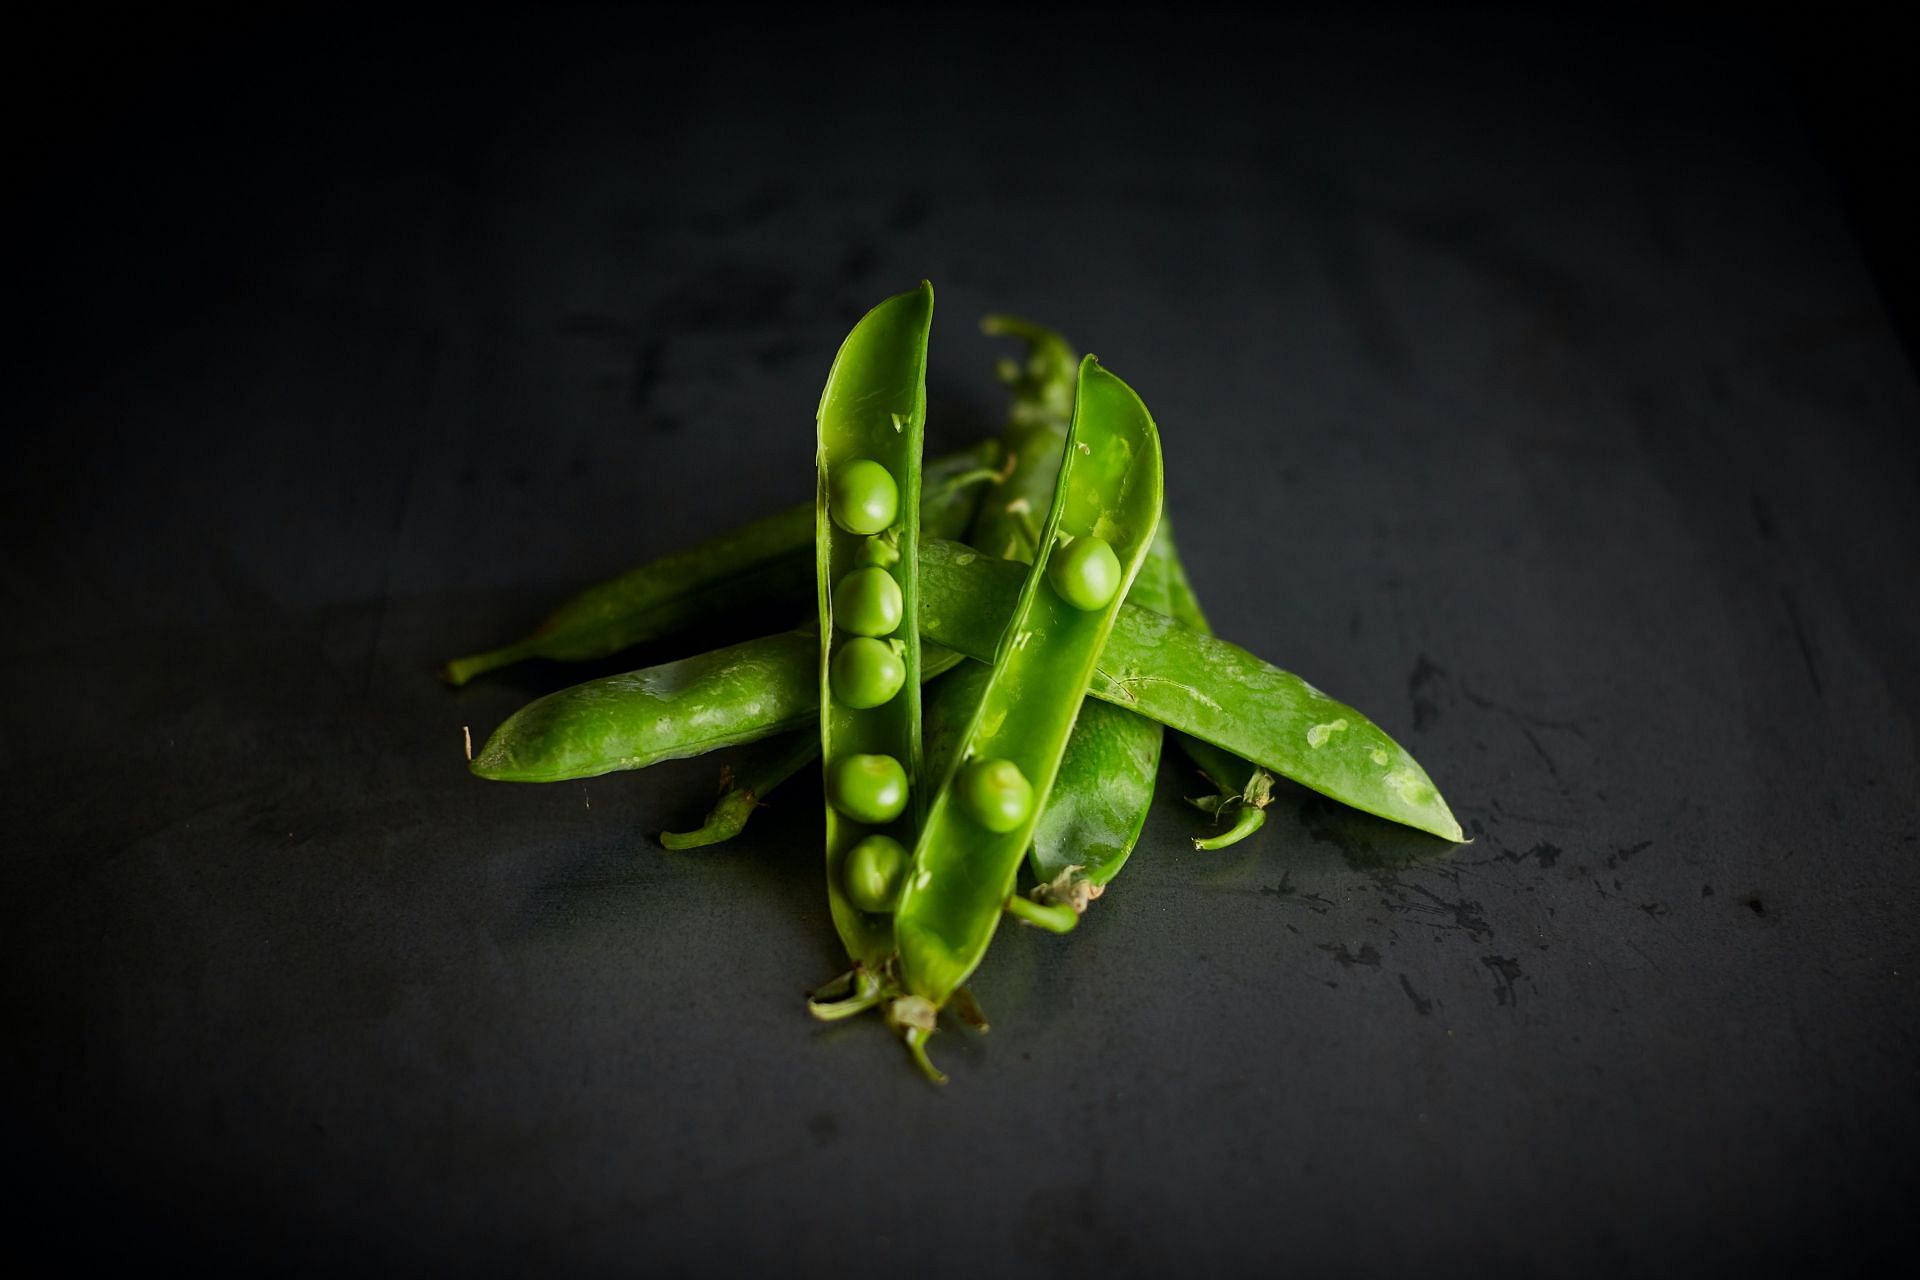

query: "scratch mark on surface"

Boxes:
[1780, 588, 1823, 698]
[1399, 974, 1433, 1015]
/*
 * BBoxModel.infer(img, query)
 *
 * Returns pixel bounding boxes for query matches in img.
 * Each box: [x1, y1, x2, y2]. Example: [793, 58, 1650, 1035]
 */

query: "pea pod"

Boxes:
[890, 356, 1164, 1078]
[917, 537, 1463, 842]
[967, 316, 1167, 901]
[471, 544, 1463, 846]
[1026, 536, 1168, 891]
[442, 443, 997, 686]
[470, 635, 958, 782]
[813, 283, 934, 991]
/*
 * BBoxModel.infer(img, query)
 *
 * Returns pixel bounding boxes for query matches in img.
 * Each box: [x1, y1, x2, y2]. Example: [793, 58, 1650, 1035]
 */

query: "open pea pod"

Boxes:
[812, 283, 934, 996]
[890, 356, 1163, 1079]
[966, 316, 1168, 902]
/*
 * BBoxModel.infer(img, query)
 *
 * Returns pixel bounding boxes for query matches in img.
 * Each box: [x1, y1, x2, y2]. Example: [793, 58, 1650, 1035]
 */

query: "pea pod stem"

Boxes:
[1003, 895, 1079, 934]
[657, 732, 819, 851]
[1154, 518, 1275, 851]
[1192, 804, 1267, 851]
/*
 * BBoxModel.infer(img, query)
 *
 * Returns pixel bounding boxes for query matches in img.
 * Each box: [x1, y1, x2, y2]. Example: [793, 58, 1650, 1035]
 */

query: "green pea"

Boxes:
[826, 753, 909, 824]
[829, 459, 899, 535]
[833, 566, 904, 637]
[830, 637, 906, 709]
[956, 757, 1033, 833]
[843, 834, 909, 913]
[1048, 535, 1123, 611]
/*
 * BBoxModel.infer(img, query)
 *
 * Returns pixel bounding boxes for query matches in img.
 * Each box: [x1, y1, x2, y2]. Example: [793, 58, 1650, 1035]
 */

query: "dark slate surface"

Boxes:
[10, 8, 1917, 1274]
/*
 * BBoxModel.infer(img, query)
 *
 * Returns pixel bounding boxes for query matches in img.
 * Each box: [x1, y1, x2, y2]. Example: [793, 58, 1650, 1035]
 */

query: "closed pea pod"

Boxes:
[812, 283, 933, 1007]
[891, 356, 1164, 1080]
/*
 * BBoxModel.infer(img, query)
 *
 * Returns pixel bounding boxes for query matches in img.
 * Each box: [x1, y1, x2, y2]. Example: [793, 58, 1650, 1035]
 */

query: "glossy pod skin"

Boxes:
[1028, 537, 1168, 889]
[471, 546, 1461, 844]
[894, 356, 1164, 1031]
[918, 538, 1464, 843]
[441, 443, 997, 687]
[967, 317, 1167, 898]
[815, 284, 934, 977]
[471, 634, 958, 782]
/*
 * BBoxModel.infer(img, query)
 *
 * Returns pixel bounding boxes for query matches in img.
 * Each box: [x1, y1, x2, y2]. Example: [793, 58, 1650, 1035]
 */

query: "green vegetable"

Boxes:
[828, 459, 901, 536]
[843, 835, 908, 913]
[832, 567, 904, 637]
[469, 547, 1460, 844]
[825, 754, 910, 826]
[962, 315, 1167, 901]
[1048, 536, 1123, 611]
[829, 637, 907, 709]
[813, 283, 933, 986]
[891, 356, 1164, 1080]
[955, 759, 1035, 833]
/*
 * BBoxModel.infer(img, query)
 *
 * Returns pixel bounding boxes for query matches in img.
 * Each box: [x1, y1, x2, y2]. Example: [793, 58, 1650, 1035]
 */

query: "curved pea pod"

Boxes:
[814, 283, 934, 990]
[892, 356, 1164, 1074]
[442, 443, 997, 687]
[918, 538, 1465, 844]
[971, 316, 1166, 904]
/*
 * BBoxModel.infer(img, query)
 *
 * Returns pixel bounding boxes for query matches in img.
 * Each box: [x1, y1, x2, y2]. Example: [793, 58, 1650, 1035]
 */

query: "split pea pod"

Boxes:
[470, 546, 1463, 846]
[812, 283, 934, 990]
[889, 356, 1163, 1078]
[441, 443, 998, 687]
[953, 316, 1166, 902]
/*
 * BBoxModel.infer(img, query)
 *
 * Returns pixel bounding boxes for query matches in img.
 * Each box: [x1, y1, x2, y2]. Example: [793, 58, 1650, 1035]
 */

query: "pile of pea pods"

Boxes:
[451, 284, 1462, 1083]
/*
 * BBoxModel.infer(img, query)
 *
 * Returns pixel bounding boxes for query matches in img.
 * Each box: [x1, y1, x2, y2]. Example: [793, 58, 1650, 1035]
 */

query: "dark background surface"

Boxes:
[9, 6, 1917, 1274]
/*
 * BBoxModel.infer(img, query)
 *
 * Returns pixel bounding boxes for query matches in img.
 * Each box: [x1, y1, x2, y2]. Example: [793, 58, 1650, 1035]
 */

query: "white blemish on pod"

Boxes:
[1306, 718, 1349, 749]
